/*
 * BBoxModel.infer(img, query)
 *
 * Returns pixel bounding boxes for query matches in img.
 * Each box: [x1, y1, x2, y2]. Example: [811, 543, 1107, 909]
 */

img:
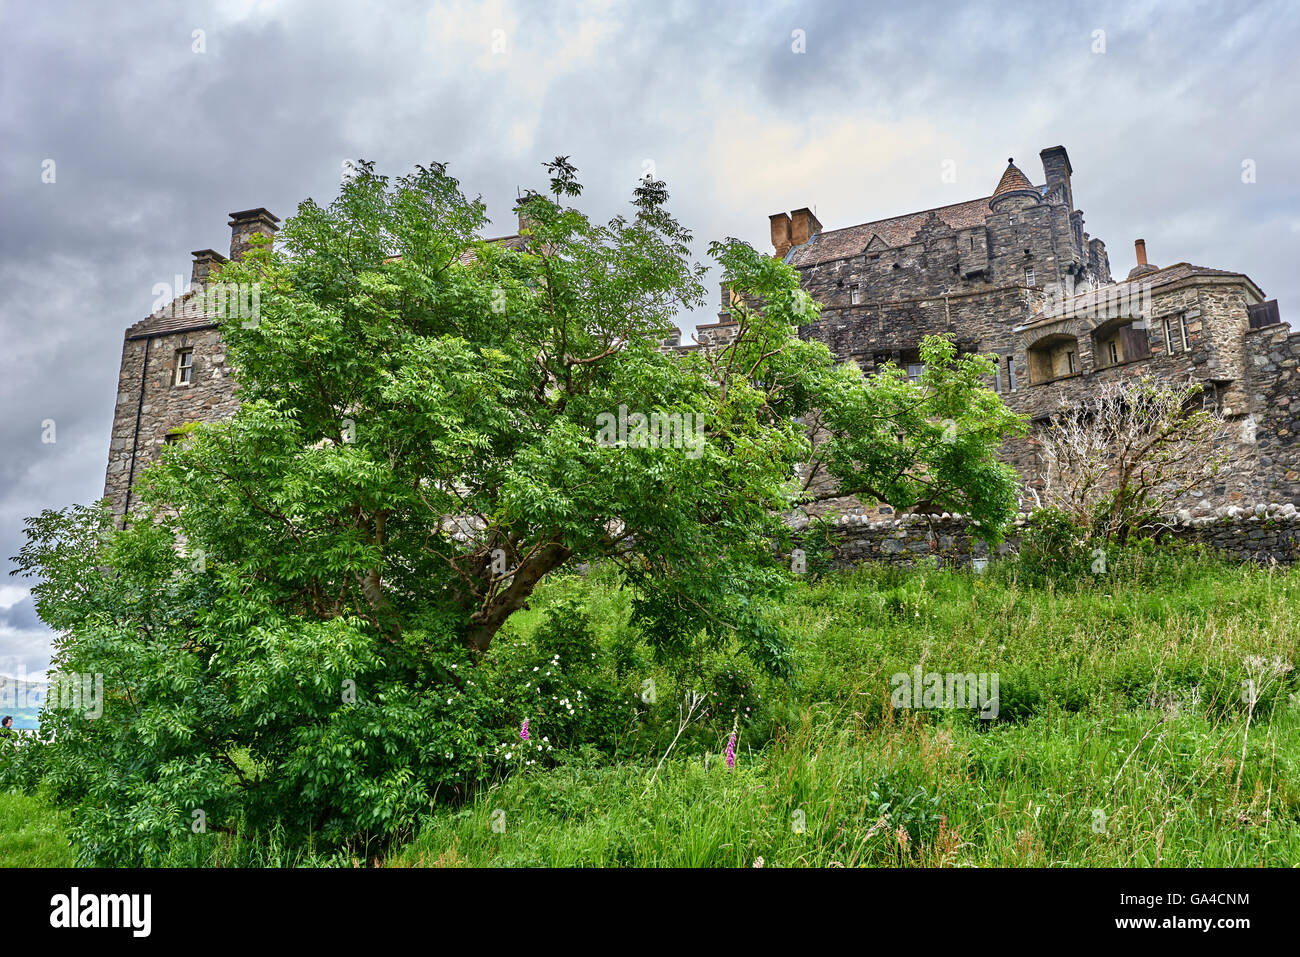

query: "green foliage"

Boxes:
[13, 159, 1025, 863]
[811, 335, 1027, 543]
[1015, 507, 1092, 585]
[479, 598, 635, 757]
[0, 734, 49, 795]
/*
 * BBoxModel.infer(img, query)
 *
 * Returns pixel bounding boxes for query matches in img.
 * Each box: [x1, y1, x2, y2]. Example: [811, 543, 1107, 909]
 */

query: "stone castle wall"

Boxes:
[798, 506, 1300, 570]
[104, 324, 239, 518]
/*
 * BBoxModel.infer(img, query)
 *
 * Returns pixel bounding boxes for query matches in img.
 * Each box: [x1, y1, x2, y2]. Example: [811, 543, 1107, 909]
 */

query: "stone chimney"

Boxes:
[789, 207, 823, 247]
[1127, 238, 1159, 280]
[1039, 146, 1074, 210]
[770, 212, 792, 259]
[190, 248, 228, 287]
[228, 208, 280, 261]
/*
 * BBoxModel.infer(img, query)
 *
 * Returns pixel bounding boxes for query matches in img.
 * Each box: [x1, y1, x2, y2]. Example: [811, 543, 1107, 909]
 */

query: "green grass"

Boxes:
[392, 550, 1300, 867]
[9, 546, 1300, 867]
[0, 791, 74, 867]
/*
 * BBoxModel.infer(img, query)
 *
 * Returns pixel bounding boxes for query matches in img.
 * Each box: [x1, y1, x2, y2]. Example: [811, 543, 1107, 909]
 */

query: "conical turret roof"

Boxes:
[990, 158, 1037, 204]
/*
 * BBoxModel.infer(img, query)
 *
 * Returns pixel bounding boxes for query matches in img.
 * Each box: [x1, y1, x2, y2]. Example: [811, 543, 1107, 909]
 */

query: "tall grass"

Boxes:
[0, 792, 74, 867]
[394, 550, 1300, 866]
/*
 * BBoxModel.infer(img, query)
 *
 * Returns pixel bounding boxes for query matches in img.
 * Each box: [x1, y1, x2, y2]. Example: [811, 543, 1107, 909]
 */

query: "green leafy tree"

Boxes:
[14, 160, 1025, 862]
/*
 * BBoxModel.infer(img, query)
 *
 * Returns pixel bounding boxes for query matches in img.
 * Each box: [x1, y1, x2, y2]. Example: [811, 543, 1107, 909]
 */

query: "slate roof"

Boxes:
[125, 290, 218, 339]
[784, 190, 1042, 268]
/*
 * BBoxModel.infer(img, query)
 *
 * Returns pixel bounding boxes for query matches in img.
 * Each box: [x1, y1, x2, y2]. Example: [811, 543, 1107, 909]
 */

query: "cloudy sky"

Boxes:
[2, 0, 1297, 676]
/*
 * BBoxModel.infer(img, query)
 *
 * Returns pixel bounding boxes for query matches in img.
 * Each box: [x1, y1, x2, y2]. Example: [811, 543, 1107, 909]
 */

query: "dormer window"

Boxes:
[174, 348, 194, 386]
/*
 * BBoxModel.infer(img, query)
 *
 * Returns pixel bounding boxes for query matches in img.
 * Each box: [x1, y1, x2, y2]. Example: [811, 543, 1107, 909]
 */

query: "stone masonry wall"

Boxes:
[1245, 321, 1300, 504]
[103, 326, 239, 518]
[797, 506, 1300, 570]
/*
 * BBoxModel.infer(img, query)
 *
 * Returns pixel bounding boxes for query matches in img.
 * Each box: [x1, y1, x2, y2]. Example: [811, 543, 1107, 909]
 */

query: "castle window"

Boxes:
[1025, 267, 1035, 287]
[906, 362, 926, 383]
[1092, 317, 1151, 370]
[993, 360, 1002, 393]
[1008, 214, 1016, 226]
[1163, 318, 1175, 353]
[1006, 356, 1016, 392]
[174, 349, 194, 386]
[1027, 333, 1081, 383]
[850, 284, 861, 305]
[1180, 316, 1191, 351]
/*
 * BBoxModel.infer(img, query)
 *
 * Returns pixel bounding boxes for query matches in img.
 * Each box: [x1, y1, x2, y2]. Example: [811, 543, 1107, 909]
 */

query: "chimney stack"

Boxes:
[770, 212, 792, 259]
[1039, 146, 1074, 210]
[1134, 238, 1147, 266]
[190, 248, 228, 288]
[789, 207, 823, 248]
[228, 208, 281, 261]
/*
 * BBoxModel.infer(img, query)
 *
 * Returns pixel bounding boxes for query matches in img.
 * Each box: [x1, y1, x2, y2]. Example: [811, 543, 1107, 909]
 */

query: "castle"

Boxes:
[104, 148, 1300, 521]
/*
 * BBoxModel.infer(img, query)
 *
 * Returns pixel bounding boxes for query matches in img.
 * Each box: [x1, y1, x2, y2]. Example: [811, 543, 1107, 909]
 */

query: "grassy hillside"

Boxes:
[392, 550, 1300, 867]
[6, 547, 1298, 867]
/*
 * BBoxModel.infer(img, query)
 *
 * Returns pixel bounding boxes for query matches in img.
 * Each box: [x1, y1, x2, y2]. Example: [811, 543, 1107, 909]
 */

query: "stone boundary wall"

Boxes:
[793, 504, 1300, 569]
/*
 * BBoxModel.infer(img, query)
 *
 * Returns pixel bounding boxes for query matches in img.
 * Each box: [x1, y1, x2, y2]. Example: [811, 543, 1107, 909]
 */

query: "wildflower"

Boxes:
[725, 730, 737, 770]
[752, 856, 765, 868]
[520, 718, 530, 741]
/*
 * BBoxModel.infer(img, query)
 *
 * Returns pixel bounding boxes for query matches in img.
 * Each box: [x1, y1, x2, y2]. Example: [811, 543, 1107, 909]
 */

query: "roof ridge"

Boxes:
[818, 194, 992, 236]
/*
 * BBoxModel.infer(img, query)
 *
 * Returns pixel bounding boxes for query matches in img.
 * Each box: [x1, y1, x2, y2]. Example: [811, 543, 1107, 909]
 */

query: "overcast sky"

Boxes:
[2, 0, 1297, 676]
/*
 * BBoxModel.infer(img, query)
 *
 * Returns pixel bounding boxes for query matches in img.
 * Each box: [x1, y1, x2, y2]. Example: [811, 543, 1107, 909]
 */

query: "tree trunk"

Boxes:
[464, 541, 572, 652]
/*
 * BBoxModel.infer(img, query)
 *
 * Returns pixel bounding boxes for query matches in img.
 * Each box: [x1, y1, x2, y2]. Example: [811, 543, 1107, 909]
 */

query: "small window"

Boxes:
[1025, 267, 1035, 287]
[1108, 341, 1119, 365]
[175, 349, 194, 386]
[993, 361, 1002, 393]
[1067, 351, 1077, 374]
[1163, 318, 1175, 353]
[906, 362, 926, 383]
[165, 430, 185, 445]
[850, 284, 861, 305]
[1006, 356, 1017, 392]
[1180, 316, 1191, 351]
[1008, 214, 1016, 226]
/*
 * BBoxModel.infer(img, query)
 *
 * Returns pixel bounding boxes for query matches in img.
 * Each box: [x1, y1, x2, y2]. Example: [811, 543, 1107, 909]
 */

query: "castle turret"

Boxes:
[988, 159, 1041, 212]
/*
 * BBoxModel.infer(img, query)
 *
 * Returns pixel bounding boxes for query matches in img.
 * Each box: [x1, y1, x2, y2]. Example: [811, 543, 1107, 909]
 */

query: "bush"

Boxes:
[0, 733, 50, 795]
[1014, 507, 1092, 586]
[480, 598, 637, 759]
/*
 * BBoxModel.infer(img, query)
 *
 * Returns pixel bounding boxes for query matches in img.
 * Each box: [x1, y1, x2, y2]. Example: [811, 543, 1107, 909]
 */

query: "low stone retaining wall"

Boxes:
[792, 503, 1300, 569]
